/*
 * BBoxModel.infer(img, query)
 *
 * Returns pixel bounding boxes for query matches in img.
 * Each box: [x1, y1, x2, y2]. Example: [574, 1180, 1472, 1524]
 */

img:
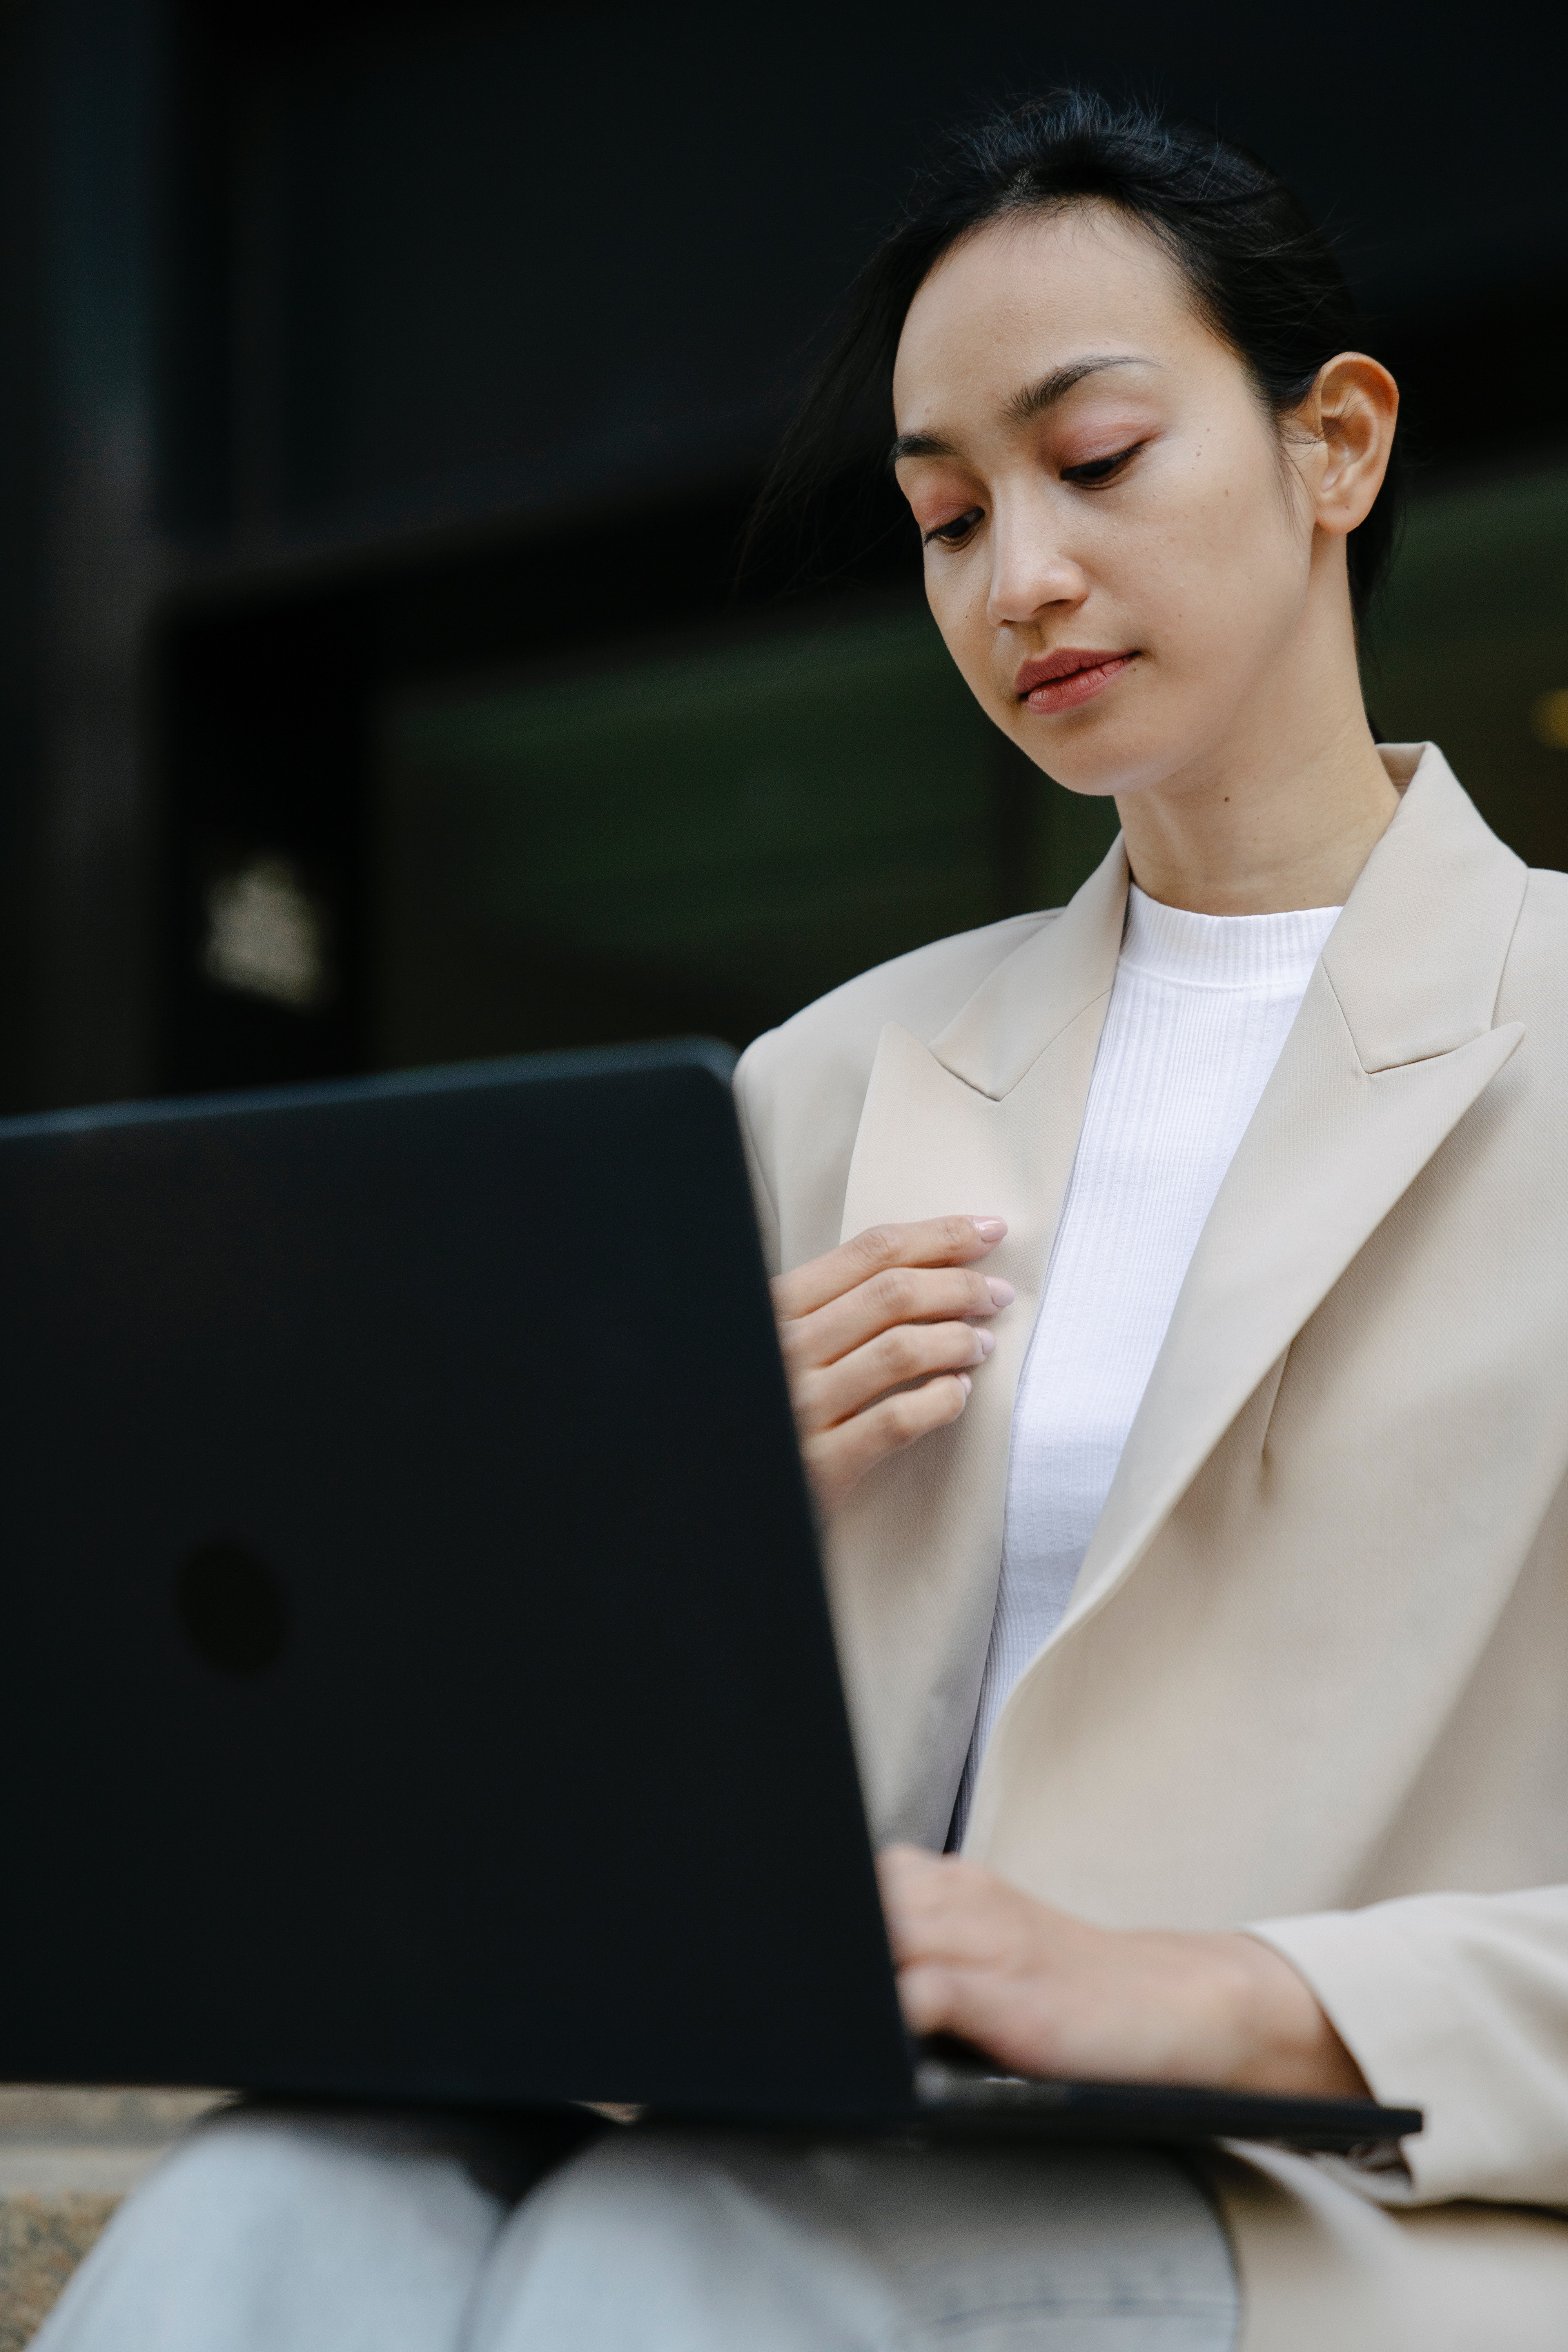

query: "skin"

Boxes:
[773, 1214, 1014, 1516]
[772, 201, 1400, 2098]
[894, 201, 1400, 916]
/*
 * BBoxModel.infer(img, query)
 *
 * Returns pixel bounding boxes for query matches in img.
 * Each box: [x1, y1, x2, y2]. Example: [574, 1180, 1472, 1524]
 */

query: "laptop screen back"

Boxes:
[0, 1042, 910, 2118]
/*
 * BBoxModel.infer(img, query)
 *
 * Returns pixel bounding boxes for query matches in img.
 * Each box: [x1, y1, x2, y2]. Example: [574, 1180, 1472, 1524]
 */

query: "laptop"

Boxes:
[0, 1039, 1419, 2160]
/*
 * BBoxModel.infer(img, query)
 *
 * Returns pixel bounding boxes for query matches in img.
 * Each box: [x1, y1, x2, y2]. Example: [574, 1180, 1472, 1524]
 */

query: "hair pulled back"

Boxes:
[757, 89, 1400, 621]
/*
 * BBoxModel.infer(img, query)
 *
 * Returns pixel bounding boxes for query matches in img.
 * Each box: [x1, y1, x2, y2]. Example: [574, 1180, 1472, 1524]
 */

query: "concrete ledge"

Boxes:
[0, 2090, 227, 2349]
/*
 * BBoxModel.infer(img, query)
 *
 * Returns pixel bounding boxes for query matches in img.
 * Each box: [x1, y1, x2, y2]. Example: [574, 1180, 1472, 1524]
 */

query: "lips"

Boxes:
[1014, 648, 1137, 715]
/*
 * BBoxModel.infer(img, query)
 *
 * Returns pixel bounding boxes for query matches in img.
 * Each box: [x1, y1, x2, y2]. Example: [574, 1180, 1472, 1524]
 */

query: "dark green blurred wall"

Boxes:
[1370, 461, 1568, 870]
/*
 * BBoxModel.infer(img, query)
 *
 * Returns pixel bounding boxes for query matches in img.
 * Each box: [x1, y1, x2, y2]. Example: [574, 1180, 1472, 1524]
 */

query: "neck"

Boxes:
[1112, 592, 1401, 917]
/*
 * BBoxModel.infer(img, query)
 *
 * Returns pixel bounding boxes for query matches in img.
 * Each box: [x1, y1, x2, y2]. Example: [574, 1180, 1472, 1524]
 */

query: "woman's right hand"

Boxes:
[770, 1216, 1014, 1519]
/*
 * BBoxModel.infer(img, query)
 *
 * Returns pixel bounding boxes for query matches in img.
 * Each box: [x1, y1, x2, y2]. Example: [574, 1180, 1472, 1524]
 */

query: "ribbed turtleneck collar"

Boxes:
[1119, 884, 1341, 993]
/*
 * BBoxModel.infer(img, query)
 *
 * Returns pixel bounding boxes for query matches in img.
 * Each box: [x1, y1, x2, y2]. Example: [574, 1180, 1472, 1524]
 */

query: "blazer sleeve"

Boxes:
[731, 1041, 782, 1277]
[1250, 1887, 1568, 2209]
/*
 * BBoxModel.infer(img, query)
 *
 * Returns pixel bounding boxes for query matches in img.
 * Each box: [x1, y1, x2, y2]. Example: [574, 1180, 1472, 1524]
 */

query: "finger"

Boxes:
[895, 1957, 1029, 2056]
[897, 1962, 1037, 2073]
[869, 1844, 945, 1938]
[801, 1319, 995, 1432]
[802, 1372, 971, 1507]
[887, 1906, 1022, 1976]
[893, 1959, 961, 2038]
[877, 1842, 959, 1909]
[877, 1843, 944, 1887]
[880, 1855, 1022, 1965]
[772, 1216, 1007, 1323]
[782, 1263, 1015, 1377]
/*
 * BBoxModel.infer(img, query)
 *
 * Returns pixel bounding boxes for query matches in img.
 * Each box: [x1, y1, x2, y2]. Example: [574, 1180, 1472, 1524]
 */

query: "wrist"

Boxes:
[1223, 1931, 1369, 2097]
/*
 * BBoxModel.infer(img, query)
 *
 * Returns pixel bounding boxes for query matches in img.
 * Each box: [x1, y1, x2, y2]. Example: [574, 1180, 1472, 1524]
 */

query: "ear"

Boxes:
[1295, 354, 1399, 539]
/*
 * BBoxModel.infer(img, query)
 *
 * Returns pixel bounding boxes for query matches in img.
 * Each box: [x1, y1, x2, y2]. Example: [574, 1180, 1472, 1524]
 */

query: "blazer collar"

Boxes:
[1322, 742, 1527, 1071]
[929, 831, 1129, 1099]
[967, 746, 1530, 1847]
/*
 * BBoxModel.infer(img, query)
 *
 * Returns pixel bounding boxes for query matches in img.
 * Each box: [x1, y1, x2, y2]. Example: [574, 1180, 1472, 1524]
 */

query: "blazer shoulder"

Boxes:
[734, 909, 1061, 1271]
[1498, 865, 1568, 1029]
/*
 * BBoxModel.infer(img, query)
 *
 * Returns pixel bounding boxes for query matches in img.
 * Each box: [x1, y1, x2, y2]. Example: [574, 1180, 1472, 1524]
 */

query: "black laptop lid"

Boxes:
[0, 1042, 911, 2118]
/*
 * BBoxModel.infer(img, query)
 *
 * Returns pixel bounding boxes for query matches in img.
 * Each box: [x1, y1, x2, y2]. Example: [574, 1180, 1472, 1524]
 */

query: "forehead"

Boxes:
[892, 203, 1209, 421]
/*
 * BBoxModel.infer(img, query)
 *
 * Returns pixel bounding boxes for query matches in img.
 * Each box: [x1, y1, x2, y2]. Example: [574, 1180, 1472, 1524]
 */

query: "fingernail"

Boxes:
[986, 1278, 1016, 1307]
[956, 1371, 973, 1396]
[971, 1216, 1007, 1242]
[975, 1328, 996, 1358]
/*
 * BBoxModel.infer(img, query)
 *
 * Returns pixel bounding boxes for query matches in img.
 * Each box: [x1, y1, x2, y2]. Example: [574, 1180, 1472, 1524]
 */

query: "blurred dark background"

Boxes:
[1, 0, 1566, 1113]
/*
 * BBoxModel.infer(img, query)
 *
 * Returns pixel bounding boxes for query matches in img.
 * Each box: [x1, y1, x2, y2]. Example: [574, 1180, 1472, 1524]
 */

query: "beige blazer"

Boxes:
[734, 745, 1568, 2349]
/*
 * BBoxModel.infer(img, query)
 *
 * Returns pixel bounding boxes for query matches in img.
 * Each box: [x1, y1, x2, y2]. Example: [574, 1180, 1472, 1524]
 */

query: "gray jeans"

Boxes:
[36, 2105, 1240, 2352]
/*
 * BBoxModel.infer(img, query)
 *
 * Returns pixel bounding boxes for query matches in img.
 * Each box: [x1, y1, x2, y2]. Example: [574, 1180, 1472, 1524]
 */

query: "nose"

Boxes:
[985, 499, 1089, 630]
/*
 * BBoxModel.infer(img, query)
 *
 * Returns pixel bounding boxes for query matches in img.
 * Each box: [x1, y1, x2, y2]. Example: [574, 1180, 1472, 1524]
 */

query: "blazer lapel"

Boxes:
[966, 746, 1529, 1847]
[823, 838, 1128, 1846]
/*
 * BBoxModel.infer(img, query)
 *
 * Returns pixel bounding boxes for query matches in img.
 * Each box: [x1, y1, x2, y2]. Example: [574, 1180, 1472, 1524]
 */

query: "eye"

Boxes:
[922, 507, 984, 549]
[1061, 441, 1145, 487]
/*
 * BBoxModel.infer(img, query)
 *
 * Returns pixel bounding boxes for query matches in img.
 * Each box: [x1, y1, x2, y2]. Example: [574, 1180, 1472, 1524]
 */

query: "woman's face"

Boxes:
[891, 205, 1329, 802]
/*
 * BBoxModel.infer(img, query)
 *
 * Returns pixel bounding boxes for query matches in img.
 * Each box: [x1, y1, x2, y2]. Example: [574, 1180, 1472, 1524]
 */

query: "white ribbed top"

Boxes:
[952, 884, 1341, 1844]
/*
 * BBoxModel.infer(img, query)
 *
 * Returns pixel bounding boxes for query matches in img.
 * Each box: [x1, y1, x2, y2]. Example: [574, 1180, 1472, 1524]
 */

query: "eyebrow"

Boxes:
[890, 356, 1155, 464]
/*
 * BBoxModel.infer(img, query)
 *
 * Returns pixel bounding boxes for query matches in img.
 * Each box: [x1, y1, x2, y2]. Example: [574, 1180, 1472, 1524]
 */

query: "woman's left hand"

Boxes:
[878, 1846, 1368, 2098]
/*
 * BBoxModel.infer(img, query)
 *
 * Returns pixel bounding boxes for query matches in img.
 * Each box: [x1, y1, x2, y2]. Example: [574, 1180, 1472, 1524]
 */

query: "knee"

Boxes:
[34, 2107, 506, 2352]
[142, 2109, 365, 2230]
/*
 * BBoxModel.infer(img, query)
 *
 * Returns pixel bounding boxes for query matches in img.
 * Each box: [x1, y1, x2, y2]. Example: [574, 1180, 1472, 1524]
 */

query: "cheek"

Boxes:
[1131, 443, 1309, 662]
[922, 557, 996, 697]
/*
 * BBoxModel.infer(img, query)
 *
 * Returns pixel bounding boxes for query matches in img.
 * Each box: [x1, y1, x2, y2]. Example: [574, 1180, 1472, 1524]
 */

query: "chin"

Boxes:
[1029, 704, 1212, 804]
[1014, 720, 1148, 802]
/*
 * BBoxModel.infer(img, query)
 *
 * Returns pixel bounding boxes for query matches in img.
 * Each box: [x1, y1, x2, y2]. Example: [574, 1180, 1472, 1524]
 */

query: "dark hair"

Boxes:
[754, 89, 1401, 622]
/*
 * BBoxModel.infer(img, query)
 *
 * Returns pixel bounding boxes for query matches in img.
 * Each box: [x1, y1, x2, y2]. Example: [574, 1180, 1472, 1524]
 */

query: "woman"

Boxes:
[38, 89, 1568, 2352]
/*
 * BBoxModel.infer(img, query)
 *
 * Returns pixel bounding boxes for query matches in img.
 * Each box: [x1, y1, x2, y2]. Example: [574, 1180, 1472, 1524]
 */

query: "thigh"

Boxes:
[32, 2104, 581, 2352]
[469, 2127, 1240, 2352]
